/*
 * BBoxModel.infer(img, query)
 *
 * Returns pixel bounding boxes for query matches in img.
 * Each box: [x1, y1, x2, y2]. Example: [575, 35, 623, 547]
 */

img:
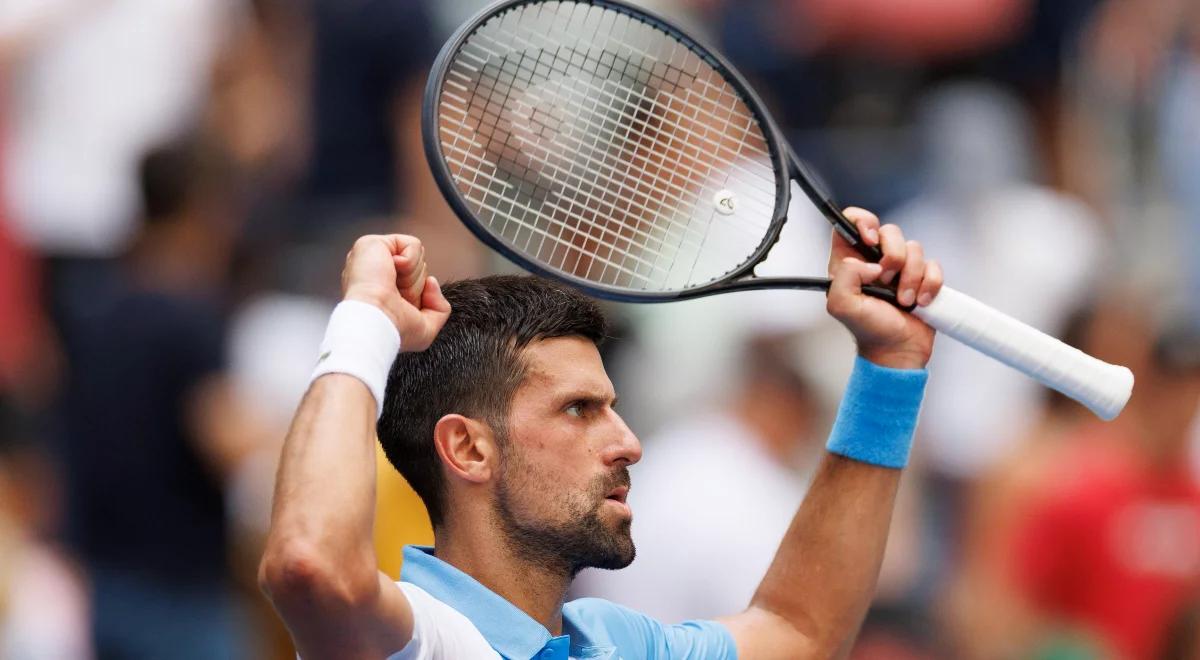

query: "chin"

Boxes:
[587, 547, 635, 572]
[591, 528, 636, 571]
[613, 543, 636, 569]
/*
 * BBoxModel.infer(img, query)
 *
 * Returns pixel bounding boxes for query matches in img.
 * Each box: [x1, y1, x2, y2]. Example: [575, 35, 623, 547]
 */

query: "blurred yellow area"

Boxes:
[374, 443, 433, 579]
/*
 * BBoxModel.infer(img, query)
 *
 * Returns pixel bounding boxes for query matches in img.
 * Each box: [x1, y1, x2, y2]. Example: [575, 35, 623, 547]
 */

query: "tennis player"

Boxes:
[260, 208, 943, 659]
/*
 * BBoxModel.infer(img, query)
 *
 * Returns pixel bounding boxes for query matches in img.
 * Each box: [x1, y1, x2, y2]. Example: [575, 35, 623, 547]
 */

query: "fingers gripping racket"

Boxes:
[422, 0, 1133, 420]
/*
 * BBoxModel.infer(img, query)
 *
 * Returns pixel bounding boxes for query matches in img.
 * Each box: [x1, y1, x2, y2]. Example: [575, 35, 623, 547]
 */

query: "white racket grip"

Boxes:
[912, 286, 1133, 420]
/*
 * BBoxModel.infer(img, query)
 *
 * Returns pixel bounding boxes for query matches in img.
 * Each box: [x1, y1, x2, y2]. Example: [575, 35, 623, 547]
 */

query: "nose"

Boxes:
[601, 408, 642, 467]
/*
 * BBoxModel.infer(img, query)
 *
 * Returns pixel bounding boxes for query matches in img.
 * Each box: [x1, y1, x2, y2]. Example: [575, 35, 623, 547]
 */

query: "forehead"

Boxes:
[516, 336, 611, 396]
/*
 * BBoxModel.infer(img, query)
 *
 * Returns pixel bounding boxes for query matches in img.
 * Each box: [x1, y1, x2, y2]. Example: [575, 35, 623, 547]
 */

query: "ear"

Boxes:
[433, 414, 499, 485]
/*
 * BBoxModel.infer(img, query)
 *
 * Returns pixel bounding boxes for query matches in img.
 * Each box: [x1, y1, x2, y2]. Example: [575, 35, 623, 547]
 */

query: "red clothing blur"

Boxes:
[1012, 425, 1200, 659]
[797, 0, 1028, 58]
[0, 80, 44, 389]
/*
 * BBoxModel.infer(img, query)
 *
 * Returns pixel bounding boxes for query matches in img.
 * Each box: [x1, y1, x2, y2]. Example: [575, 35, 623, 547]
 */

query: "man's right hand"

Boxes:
[341, 234, 452, 352]
[262, 233, 446, 659]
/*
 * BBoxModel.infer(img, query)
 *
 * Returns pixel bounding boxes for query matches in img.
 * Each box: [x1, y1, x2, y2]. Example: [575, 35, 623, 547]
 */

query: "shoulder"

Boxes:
[565, 598, 738, 659]
[388, 583, 497, 660]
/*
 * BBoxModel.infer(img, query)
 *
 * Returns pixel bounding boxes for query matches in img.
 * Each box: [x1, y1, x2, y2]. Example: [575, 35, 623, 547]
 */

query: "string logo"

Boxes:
[713, 189, 736, 215]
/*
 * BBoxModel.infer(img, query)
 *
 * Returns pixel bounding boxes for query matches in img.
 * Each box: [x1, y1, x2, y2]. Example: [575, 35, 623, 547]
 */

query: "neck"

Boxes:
[433, 523, 572, 635]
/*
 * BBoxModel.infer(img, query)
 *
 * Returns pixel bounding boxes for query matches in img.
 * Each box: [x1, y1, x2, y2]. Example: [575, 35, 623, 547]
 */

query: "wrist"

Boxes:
[343, 285, 401, 331]
[857, 345, 930, 370]
[310, 300, 401, 419]
[826, 356, 928, 469]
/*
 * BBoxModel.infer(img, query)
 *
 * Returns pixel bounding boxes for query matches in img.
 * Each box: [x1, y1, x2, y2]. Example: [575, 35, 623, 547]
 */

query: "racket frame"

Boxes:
[422, 0, 888, 303]
[422, 0, 1133, 420]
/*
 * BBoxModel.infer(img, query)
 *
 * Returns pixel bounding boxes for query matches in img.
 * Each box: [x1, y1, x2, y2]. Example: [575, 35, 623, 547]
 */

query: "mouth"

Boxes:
[605, 485, 629, 504]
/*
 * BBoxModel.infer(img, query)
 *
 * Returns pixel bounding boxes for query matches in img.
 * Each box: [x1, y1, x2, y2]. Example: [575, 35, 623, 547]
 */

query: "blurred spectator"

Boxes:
[0, 395, 90, 659]
[574, 331, 823, 622]
[0, 0, 247, 436]
[1006, 306, 1200, 659]
[940, 306, 1109, 660]
[302, 0, 434, 222]
[54, 137, 266, 659]
[215, 0, 485, 336]
[892, 81, 1103, 480]
[204, 0, 307, 184]
[1159, 17, 1200, 322]
[0, 0, 239, 256]
[1059, 0, 1195, 290]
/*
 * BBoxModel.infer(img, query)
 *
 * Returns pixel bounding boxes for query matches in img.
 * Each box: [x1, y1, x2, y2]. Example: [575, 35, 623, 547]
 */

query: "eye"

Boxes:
[565, 401, 587, 418]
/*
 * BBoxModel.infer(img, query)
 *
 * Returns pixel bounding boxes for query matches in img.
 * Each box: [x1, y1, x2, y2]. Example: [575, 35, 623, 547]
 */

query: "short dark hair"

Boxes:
[377, 275, 607, 526]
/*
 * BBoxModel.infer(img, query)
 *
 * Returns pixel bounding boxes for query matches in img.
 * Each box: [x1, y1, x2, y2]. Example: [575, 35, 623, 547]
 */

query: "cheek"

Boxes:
[505, 415, 604, 491]
[503, 446, 599, 517]
[511, 412, 598, 464]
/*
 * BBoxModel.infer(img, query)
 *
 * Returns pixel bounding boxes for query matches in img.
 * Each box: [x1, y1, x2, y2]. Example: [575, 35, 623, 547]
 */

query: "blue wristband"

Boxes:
[825, 356, 928, 469]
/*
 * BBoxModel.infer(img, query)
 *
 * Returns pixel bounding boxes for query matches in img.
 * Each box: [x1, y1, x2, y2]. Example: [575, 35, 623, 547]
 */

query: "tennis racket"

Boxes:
[421, 0, 1133, 420]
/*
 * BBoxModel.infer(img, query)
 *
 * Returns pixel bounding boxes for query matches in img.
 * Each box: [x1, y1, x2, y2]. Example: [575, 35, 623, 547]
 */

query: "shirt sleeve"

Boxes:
[566, 598, 738, 659]
[387, 583, 498, 660]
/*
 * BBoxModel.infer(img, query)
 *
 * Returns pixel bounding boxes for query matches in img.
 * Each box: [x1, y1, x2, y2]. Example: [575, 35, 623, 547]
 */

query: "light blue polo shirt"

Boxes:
[396, 357, 927, 659]
[400, 545, 739, 659]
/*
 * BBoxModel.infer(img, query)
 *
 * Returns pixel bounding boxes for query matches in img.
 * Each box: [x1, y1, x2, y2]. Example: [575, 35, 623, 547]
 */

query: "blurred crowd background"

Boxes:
[0, 0, 1199, 658]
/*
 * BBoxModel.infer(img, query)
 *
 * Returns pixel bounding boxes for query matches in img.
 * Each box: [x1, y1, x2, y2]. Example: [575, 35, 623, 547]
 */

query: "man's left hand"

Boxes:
[825, 208, 943, 370]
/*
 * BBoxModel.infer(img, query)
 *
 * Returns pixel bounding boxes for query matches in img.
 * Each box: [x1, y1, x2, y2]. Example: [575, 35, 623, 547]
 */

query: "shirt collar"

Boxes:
[400, 545, 557, 659]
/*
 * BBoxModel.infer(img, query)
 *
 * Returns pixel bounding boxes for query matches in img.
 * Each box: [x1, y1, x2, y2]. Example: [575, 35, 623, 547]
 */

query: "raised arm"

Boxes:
[258, 235, 450, 660]
[721, 210, 943, 659]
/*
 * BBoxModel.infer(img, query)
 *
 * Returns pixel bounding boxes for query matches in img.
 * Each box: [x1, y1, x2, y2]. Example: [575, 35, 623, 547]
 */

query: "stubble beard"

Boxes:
[493, 447, 635, 578]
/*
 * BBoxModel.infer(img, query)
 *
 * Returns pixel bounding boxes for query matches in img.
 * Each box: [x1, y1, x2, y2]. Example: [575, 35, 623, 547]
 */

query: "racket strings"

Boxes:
[470, 14, 777, 203]
[474, 57, 765, 260]
[461, 25, 773, 187]
[441, 81, 684, 281]
[437, 0, 779, 290]
[456, 8, 768, 279]
[448, 51, 716, 251]
[459, 10, 776, 254]
[455, 23, 769, 242]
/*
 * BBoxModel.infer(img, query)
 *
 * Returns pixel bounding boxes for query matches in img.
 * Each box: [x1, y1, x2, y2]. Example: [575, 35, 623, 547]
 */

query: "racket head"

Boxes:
[423, 0, 804, 302]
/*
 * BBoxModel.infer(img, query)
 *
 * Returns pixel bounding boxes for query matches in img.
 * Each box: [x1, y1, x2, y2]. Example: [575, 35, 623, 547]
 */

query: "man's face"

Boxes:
[492, 336, 642, 575]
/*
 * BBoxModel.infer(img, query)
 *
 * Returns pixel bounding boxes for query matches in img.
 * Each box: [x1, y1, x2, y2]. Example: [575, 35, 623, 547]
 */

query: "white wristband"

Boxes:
[310, 300, 401, 419]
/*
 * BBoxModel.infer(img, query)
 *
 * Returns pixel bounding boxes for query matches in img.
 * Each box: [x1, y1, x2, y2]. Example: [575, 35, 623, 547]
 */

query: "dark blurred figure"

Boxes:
[302, 0, 434, 223]
[238, 0, 484, 296]
[1003, 304, 1200, 659]
[55, 136, 256, 659]
[1162, 596, 1200, 660]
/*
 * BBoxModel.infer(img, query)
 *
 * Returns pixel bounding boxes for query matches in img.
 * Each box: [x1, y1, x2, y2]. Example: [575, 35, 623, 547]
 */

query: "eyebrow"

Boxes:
[559, 391, 618, 408]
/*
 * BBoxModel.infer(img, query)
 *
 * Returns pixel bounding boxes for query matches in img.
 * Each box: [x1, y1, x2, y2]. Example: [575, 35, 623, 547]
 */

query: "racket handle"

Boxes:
[912, 286, 1134, 420]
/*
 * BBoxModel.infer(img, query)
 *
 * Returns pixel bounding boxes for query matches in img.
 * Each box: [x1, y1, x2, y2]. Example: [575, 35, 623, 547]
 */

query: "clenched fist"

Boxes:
[341, 234, 451, 352]
[826, 208, 944, 370]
